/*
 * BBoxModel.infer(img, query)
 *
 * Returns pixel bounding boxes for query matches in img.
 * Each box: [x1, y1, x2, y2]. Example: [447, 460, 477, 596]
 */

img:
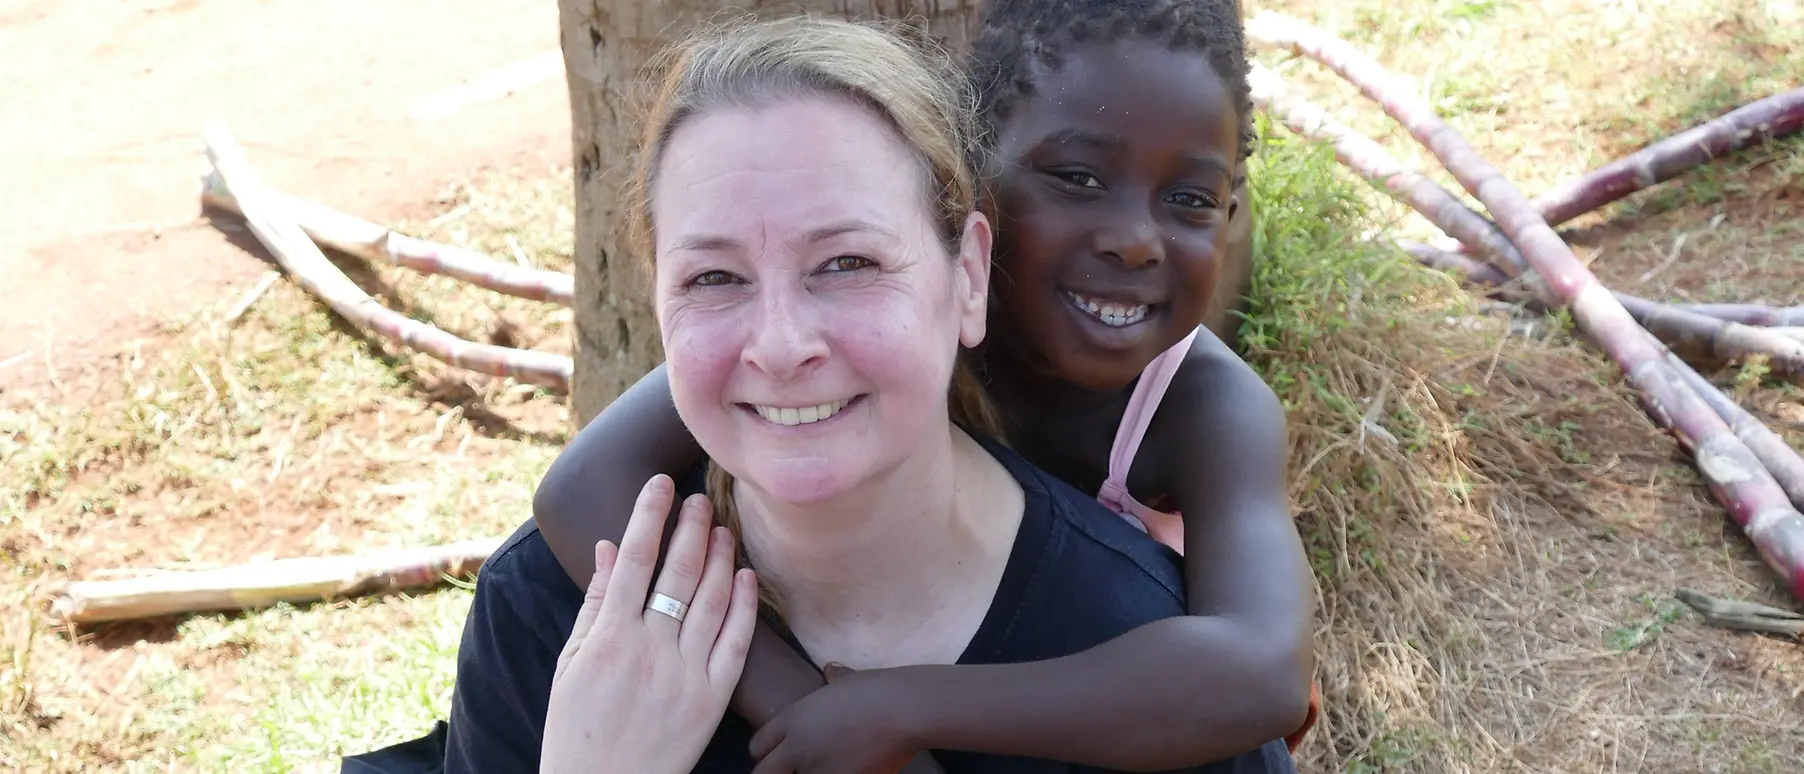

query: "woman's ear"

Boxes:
[953, 211, 993, 349]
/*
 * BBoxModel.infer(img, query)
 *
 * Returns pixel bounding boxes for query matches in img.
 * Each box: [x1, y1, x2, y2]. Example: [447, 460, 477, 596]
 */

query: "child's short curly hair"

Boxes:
[970, 0, 1254, 166]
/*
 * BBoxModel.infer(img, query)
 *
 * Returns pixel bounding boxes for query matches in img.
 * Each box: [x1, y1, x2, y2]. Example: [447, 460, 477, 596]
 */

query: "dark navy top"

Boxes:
[438, 437, 1295, 774]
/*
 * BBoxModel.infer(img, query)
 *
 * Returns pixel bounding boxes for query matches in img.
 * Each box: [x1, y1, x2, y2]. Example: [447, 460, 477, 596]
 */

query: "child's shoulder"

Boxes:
[1164, 327, 1279, 408]
[1152, 327, 1286, 449]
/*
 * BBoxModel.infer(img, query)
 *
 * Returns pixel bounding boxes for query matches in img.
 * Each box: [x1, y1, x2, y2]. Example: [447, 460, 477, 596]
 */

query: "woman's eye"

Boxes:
[1054, 171, 1103, 189]
[689, 270, 738, 287]
[821, 255, 874, 273]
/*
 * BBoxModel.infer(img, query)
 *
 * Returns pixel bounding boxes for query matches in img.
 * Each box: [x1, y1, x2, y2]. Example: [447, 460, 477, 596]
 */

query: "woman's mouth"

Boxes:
[1065, 292, 1151, 328]
[748, 397, 855, 427]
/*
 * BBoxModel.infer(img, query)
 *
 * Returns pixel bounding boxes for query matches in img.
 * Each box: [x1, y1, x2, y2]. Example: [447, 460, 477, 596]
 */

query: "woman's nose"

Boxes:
[741, 286, 829, 380]
[1091, 210, 1165, 269]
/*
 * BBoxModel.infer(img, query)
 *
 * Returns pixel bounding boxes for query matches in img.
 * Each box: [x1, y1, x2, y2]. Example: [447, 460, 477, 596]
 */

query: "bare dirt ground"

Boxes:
[0, 0, 572, 397]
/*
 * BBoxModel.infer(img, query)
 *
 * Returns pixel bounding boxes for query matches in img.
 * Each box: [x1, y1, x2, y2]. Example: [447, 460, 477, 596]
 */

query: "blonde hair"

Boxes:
[628, 15, 1004, 618]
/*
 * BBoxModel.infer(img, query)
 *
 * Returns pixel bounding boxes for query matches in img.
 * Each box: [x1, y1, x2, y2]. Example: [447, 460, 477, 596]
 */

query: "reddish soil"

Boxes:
[0, 0, 573, 396]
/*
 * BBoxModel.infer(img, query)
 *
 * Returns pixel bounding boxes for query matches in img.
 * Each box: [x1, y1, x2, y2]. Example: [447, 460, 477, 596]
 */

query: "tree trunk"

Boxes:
[560, 1, 987, 427]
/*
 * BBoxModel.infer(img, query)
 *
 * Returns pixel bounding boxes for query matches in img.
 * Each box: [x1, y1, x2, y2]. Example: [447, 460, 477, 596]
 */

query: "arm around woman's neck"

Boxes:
[895, 346, 1313, 769]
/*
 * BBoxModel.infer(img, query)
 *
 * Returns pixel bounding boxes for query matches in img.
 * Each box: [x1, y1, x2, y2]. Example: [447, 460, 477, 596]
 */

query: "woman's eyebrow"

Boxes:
[670, 232, 740, 253]
[796, 218, 893, 246]
[669, 219, 892, 254]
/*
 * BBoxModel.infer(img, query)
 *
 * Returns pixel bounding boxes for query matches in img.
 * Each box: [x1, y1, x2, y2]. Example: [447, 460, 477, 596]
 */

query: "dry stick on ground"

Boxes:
[202, 126, 572, 392]
[1673, 589, 1804, 638]
[47, 538, 504, 625]
[201, 166, 575, 306]
[1532, 88, 1804, 228]
[1247, 11, 1804, 602]
[1249, 63, 1804, 380]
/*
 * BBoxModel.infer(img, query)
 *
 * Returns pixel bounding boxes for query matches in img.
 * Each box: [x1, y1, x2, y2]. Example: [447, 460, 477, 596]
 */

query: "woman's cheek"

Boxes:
[660, 301, 744, 425]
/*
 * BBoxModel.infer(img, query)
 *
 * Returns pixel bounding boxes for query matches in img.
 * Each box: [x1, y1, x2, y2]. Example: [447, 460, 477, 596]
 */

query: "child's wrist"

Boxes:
[881, 664, 954, 751]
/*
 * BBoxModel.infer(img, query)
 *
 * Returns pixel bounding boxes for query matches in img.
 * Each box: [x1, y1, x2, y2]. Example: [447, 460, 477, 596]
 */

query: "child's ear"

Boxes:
[954, 210, 993, 349]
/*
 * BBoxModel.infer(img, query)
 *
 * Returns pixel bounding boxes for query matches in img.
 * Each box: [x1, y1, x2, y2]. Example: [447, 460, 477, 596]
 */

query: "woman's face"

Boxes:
[652, 95, 992, 506]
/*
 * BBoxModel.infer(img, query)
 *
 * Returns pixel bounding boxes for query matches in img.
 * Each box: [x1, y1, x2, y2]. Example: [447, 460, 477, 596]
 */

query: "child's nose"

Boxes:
[1093, 215, 1166, 269]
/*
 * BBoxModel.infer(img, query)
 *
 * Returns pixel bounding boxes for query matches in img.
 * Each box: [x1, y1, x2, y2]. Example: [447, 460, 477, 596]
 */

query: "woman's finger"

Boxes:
[678, 526, 735, 658]
[709, 568, 760, 693]
[598, 474, 675, 622]
[643, 493, 711, 637]
[554, 540, 618, 684]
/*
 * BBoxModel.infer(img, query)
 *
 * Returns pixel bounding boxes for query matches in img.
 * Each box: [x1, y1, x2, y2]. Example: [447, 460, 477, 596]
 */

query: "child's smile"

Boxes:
[1065, 291, 1151, 328]
[989, 41, 1243, 391]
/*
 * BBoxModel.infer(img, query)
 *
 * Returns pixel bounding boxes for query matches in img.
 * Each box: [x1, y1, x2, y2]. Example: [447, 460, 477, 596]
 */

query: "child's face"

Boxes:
[989, 40, 1242, 391]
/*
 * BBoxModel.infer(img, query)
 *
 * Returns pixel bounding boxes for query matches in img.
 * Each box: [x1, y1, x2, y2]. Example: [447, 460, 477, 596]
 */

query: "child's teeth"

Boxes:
[754, 399, 849, 427]
[1069, 293, 1149, 328]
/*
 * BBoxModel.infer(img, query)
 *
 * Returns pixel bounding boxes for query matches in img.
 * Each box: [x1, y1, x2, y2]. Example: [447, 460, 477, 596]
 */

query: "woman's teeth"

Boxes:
[1067, 293, 1150, 327]
[753, 399, 851, 427]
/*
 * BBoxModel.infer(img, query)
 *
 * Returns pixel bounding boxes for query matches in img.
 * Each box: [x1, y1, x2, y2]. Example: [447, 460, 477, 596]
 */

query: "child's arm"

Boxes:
[847, 334, 1313, 769]
[531, 366, 829, 728]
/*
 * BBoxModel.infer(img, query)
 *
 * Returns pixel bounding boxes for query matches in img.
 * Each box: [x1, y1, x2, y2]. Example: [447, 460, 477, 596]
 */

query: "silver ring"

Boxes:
[646, 593, 689, 623]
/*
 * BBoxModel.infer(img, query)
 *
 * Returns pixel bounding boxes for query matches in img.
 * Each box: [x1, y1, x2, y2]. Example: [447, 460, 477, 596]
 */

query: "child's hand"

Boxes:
[748, 663, 944, 774]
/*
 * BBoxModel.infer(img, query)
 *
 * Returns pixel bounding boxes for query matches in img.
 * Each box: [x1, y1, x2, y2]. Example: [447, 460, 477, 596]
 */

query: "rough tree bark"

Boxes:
[558, 1, 988, 426]
[560, 0, 1257, 424]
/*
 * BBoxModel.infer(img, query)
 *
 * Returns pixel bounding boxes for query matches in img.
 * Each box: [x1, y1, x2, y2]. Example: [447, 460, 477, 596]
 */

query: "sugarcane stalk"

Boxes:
[1252, 64, 1804, 380]
[1616, 295, 1804, 377]
[1406, 236, 1804, 508]
[1249, 64, 1539, 289]
[201, 166, 575, 306]
[1247, 11, 1804, 601]
[1393, 239, 1519, 294]
[1534, 88, 1804, 227]
[48, 537, 503, 624]
[1668, 352, 1804, 509]
[1670, 303, 1804, 328]
[203, 126, 572, 392]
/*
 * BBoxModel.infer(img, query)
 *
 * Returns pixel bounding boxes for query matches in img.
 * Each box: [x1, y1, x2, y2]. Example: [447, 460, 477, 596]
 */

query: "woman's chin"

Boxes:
[741, 463, 860, 508]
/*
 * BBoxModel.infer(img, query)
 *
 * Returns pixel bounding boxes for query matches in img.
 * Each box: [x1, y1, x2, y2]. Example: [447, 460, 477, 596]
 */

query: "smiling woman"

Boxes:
[400, 13, 1294, 774]
[651, 93, 994, 510]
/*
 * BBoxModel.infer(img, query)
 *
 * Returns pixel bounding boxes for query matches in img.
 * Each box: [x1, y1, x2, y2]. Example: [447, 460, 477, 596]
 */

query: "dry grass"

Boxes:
[2, 2, 1802, 772]
[1240, 1, 1804, 766]
[0, 168, 577, 771]
[1247, 130, 1804, 773]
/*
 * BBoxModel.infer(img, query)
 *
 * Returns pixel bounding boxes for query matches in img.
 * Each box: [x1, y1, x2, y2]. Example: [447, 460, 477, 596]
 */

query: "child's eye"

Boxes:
[1167, 190, 1219, 210]
[688, 270, 740, 287]
[820, 255, 874, 273]
[1051, 170, 1104, 189]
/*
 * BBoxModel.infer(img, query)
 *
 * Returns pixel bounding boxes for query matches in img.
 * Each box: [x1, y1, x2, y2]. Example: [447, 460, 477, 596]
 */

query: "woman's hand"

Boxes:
[542, 474, 760, 774]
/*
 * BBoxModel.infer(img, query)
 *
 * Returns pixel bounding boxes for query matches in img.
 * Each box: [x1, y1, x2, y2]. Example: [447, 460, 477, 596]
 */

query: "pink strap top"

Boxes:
[1095, 327, 1199, 555]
